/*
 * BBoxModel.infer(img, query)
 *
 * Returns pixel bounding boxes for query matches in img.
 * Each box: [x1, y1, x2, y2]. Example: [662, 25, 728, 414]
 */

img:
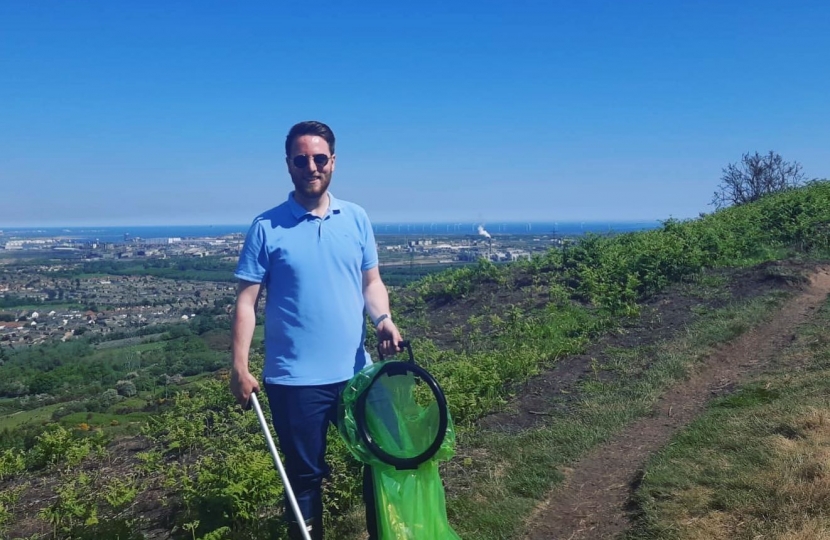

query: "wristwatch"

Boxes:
[373, 314, 390, 328]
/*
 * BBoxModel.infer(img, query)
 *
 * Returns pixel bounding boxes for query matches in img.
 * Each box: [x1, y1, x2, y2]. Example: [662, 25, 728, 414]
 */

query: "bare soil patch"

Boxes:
[519, 264, 830, 539]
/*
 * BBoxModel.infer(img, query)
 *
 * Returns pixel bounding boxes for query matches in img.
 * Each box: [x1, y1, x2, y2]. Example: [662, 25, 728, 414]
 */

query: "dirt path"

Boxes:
[522, 267, 830, 540]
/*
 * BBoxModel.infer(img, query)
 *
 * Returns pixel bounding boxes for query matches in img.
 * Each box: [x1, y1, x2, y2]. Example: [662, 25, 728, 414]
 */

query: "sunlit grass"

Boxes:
[446, 290, 794, 540]
[627, 298, 830, 540]
[0, 403, 62, 431]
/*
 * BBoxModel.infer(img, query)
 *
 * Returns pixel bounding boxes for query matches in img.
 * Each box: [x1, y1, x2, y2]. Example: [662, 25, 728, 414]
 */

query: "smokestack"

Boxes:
[477, 225, 492, 260]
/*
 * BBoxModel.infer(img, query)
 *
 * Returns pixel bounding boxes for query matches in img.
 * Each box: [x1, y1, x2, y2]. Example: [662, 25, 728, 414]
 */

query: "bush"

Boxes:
[100, 389, 122, 408]
[26, 424, 99, 469]
[0, 448, 25, 480]
[52, 401, 89, 421]
[115, 380, 137, 398]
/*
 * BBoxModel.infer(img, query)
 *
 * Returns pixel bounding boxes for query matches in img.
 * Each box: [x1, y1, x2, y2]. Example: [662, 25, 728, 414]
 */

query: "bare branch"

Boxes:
[711, 151, 804, 209]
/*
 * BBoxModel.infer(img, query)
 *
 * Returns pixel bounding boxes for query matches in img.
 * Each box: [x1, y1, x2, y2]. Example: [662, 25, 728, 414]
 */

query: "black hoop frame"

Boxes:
[353, 341, 449, 470]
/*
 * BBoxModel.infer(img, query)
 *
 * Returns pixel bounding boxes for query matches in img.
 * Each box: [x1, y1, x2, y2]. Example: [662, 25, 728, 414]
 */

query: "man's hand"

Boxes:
[230, 367, 260, 408]
[376, 318, 404, 357]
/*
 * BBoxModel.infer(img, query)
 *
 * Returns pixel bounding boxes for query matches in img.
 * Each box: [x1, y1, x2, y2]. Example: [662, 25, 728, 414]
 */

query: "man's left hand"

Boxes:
[376, 318, 403, 357]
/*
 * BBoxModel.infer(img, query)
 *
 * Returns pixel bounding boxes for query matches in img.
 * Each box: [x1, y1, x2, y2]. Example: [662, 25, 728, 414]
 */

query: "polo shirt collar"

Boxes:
[287, 191, 342, 220]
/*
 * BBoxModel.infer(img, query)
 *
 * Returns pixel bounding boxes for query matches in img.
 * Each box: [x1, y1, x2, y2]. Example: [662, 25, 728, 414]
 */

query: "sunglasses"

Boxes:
[291, 154, 330, 169]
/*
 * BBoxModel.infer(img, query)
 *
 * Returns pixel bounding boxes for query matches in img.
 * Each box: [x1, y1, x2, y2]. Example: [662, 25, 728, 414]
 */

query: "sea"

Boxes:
[0, 221, 660, 243]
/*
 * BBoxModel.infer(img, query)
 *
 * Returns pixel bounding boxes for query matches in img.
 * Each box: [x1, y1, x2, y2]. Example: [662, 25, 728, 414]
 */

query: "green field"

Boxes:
[59, 411, 151, 429]
[0, 302, 85, 312]
[0, 403, 62, 430]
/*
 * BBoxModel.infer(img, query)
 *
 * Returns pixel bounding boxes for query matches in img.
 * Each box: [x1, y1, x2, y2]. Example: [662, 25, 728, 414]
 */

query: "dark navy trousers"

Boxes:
[264, 382, 377, 538]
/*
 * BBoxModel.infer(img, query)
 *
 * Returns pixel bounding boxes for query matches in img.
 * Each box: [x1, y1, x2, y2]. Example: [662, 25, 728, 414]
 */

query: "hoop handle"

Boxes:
[376, 340, 414, 363]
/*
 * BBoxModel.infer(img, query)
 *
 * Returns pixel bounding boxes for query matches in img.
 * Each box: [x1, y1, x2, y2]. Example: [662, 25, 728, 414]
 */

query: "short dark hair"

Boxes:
[285, 121, 336, 156]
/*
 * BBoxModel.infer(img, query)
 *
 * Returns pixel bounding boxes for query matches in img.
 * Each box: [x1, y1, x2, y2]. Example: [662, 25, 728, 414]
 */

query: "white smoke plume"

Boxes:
[477, 225, 491, 239]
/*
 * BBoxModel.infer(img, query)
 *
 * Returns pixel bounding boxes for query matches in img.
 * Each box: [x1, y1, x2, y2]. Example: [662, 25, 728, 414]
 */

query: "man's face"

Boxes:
[286, 135, 335, 201]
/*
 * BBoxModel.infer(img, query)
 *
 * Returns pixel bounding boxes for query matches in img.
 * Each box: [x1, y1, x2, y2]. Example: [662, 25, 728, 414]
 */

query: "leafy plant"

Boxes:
[39, 473, 99, 536]
[0, 448, 25, 481]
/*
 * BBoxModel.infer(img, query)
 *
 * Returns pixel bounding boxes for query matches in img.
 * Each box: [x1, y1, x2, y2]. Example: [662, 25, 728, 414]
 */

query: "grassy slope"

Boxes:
[626, 296, 830, 540]
[447, 285, 794, 539]
[2, 183, 830, 539]
[0, 404, 63, 431]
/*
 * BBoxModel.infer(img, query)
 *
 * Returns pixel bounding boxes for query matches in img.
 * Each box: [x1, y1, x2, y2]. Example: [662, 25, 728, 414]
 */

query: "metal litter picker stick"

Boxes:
[249, 392, 313, 540]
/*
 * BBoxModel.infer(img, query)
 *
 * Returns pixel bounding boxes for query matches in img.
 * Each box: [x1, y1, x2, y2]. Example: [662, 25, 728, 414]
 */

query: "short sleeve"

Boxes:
[361, 211, 379, 271]
[234, 219, 269, 283]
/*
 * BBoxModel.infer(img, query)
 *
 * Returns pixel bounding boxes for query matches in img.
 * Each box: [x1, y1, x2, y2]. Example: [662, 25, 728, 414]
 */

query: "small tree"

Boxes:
[712, 151, 805, 209]
[100, 388, 121, 408]
[115, 380, 137, 398]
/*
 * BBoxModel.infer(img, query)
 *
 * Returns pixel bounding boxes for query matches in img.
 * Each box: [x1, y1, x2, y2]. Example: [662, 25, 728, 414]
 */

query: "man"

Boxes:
[230, 120, 402, 540]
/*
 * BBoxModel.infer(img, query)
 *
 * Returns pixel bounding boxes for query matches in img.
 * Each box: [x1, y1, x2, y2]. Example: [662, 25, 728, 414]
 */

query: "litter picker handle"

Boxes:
[249, 392, 312, 540]
[377, 339, 414, 363]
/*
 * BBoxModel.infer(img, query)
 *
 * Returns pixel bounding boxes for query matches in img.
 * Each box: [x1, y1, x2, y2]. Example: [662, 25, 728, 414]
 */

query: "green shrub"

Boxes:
[0, 448, 25, 480]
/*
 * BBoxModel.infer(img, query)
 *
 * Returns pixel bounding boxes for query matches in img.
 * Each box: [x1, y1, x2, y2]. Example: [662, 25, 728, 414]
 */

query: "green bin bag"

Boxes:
[339, 358, 461, 539]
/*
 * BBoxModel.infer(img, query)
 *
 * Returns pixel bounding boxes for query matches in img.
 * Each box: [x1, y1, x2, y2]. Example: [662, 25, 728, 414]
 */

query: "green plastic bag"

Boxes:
[339, 360, 461, 539]
[371, 460, 461, 539]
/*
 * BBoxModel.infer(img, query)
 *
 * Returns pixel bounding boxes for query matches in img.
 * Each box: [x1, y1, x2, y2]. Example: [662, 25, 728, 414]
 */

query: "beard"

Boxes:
[291, 170, 332, 200]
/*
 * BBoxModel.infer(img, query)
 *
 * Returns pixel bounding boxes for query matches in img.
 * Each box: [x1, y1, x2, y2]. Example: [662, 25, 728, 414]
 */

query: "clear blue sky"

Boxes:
[2, 1, 828, 227]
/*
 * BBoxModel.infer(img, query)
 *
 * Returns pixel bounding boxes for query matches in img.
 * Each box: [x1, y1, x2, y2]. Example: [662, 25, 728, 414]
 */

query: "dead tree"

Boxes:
[712, 151, 805, 209]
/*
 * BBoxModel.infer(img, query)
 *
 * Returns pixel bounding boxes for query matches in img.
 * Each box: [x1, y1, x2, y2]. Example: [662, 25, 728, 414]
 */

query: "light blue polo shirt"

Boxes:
[235, 192, 379, 385]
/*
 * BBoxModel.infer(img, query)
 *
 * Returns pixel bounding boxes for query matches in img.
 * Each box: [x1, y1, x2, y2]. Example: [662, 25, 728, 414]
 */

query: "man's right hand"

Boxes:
[230, 367, 260, 408]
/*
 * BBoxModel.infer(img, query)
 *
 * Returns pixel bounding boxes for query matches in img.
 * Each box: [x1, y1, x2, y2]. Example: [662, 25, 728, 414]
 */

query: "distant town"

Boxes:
[0, 229, 568, 350]
[0, 227, 566, 263]
[0, 231, 245, 259]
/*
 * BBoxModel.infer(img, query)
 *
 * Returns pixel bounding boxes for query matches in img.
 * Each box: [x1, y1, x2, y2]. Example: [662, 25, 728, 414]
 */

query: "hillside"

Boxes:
[1, 182, 830, 540]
